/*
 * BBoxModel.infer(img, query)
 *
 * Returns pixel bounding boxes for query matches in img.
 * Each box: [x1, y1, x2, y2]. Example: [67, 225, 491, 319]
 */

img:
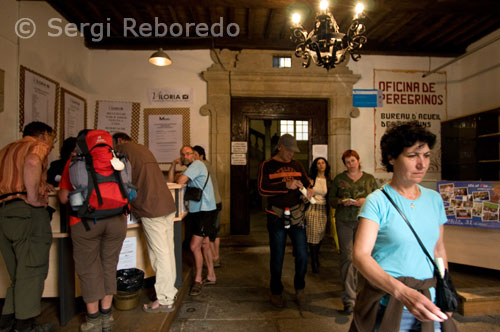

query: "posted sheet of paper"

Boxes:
[97, 101, 133, 134]
[63, 92, 85, 138]
[117, 237, 137, 270]
[24, 70, 57, 128]
[148, 114, 183, 163]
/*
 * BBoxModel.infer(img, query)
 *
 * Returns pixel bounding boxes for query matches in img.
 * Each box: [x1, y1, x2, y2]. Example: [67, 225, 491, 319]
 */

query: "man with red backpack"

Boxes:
[58, 129, 132, 332]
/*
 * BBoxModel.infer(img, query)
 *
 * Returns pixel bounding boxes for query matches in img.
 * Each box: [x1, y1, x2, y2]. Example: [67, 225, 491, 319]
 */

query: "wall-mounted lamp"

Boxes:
[149, 48, 172, 67]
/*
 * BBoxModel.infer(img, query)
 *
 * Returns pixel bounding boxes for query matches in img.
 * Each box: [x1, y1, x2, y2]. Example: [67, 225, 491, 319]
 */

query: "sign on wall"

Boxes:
[60, 88, 87, 140]
[374, 69, 447, 177]
[19, 66, 59, 132]
[144, 108, 190, 164]
[95, 100, 140, 141]
[148, 87, 193, 105]
[438, 181, 500, 230]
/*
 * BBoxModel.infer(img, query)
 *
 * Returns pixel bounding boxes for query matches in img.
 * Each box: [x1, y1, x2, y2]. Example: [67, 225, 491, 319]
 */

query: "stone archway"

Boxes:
[201, 49, 360, 236]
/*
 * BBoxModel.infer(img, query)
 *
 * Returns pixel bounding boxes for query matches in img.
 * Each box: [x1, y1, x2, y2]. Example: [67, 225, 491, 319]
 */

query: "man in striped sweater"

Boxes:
[258, 134, 313, 308]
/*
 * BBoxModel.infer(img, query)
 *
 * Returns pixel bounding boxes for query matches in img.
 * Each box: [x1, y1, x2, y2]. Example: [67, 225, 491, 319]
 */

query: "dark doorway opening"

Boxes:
[230, 97, 328, 235]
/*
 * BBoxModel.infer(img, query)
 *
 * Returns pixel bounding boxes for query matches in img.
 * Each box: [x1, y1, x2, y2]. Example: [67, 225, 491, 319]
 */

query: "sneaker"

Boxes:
[79, 314, 101, 332]
[295, 289, 306, 306]
[270, 294, 284, 308]
[101, 312, 114, 332]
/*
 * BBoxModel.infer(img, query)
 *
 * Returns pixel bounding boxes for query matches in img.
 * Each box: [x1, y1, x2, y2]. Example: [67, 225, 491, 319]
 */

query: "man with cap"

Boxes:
[257, 134, 313, 308]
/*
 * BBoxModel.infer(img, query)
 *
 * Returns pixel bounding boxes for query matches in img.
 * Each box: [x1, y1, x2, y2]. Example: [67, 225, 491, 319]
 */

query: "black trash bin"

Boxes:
[115, 268, 144, 310]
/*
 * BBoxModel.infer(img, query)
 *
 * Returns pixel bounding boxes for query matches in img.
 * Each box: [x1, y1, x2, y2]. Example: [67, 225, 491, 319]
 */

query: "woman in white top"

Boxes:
[305, 157, 331, 273]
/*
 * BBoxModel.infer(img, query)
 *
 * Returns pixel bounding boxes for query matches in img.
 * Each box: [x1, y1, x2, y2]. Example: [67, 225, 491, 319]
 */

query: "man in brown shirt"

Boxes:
[0, 121, 55, 332]
[113, 133, 177, 313]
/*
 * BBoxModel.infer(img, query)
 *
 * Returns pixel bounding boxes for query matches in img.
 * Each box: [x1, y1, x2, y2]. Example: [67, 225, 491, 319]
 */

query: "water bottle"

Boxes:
[283, 207, 291, 229]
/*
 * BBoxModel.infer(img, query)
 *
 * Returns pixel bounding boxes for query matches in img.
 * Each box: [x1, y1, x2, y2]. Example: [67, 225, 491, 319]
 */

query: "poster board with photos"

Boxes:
[60, 88, 87, 142]
[438, 181, 500, 229]
[19, 66, 59, 132]
[144, 108, 190, 164]
[94, 101, 140, 142]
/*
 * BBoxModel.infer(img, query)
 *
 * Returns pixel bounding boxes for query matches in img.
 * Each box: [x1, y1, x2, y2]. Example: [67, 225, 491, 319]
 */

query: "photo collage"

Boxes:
[438, 181, 500, 229]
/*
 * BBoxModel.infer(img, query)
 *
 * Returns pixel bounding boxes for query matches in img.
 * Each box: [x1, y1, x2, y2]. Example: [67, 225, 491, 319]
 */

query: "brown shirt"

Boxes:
[0, 136, 51, 203]
[116, 141, 176, 219]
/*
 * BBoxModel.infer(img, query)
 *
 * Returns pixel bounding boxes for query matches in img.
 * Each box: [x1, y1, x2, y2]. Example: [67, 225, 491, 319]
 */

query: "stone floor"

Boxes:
[170, 218, 500, 332]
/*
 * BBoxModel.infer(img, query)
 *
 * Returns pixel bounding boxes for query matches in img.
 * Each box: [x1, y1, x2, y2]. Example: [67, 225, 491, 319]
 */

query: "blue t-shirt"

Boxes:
[183, 160, 216, 213]
[359, 184, 447, 302]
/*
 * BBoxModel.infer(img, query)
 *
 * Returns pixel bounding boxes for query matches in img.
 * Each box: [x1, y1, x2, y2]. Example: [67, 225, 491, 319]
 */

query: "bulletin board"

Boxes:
[94, 100, 140, 142]
[19, 66, 59, 132]
[144, 108, 190, 164]
[60, 88, 87, 142]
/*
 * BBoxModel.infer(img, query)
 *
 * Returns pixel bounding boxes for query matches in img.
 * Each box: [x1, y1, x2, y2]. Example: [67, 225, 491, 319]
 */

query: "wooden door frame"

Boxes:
[230, 97, 328, 235]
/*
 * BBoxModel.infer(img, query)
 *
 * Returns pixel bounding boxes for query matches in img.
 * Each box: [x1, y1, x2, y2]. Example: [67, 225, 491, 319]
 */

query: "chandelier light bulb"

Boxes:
[290, 0, 367, 70]
[320, 0, 329, 11]
[355, 3, 365, 15]
[292, 13, 301, 25]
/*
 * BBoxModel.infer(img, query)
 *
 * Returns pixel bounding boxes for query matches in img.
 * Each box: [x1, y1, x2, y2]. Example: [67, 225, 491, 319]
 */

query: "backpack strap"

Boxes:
[77, 133, 104, 206]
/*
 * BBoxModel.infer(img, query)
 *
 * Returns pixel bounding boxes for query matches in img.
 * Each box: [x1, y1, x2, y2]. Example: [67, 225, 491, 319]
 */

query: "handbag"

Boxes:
[381, 188, 459, 313]
[184, 169, 210, 202]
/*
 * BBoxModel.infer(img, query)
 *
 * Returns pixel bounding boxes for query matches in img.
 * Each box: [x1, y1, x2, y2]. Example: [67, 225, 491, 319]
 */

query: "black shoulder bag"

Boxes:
[381, 188, 459, 313]
[184, 167, 210, 202]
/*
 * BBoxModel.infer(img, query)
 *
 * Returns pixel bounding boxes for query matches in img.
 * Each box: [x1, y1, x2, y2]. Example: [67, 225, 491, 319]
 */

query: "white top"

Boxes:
[312, 177, 328, 205]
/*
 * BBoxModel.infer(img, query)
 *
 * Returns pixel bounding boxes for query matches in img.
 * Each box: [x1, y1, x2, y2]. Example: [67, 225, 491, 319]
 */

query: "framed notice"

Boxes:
[144, 108, 190, 164]
[19, 66, 59, 132]
[95, 100, 140, 141]
[373, 69, 447, 177]
[60, 88, 87, 141]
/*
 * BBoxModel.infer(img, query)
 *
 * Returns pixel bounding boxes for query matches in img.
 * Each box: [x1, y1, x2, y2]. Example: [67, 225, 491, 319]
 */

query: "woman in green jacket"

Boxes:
[330, 150, 378, 315]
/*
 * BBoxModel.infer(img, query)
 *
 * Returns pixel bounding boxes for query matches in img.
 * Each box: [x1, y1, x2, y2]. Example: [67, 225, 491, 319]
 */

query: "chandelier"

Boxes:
[290, 1, 367, 70]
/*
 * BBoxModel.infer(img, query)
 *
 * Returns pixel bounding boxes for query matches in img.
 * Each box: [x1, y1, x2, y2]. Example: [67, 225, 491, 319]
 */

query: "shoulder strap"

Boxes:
[380, 188, 440, 273]
[201, 165, 210, 190]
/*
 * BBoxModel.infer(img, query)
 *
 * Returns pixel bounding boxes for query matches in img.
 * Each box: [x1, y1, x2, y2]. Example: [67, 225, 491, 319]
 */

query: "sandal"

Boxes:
[143, 302, 175, 313]
[190, 281, 203, 296]
[202, 278, 217, 285]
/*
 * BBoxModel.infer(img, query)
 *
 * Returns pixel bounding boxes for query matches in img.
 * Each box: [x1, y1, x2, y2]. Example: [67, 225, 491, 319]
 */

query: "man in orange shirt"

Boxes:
[0, 121, 56, 332]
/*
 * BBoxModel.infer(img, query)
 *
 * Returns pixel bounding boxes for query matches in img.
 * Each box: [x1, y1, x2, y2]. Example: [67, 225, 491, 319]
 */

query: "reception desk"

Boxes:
[0, 183, 186, 325]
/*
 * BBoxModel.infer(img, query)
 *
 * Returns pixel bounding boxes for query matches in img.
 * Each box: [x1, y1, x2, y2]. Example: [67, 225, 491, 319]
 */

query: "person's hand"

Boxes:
[47, 183, 55, 193]
[306, 188, 314, 199]
[353, 198, 365, 207]
[286, 179, 302, 190]
[398, 286, 448, 323]
[173, 158, 182, 165]
[24, 197, 48, 208]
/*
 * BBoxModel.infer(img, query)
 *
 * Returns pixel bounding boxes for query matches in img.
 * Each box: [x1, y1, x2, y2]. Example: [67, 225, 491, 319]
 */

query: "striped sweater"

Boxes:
[258, 158, 310, 213]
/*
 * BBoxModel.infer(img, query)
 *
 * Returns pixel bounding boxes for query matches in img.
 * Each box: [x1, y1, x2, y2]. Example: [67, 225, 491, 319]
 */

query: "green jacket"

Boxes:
[329, 171, 378, 222]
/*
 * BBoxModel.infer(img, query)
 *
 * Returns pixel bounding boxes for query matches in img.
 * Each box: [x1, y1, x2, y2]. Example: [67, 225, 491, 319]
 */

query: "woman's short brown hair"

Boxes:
[342, 150, 360, 165]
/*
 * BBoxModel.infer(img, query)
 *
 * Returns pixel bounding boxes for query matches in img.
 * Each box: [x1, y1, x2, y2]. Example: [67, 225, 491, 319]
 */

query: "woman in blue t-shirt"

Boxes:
[351, 121, 455, 332]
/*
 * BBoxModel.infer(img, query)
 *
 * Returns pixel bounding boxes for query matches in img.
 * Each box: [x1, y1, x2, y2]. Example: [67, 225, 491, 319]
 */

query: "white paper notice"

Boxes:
[231, 141, 248, 153]
[312, 144, 328, 160]
[63, 93, 85, 139]
[24, 70, 57, 128]
[117, 237, 137, 270]
[96, 101, 133, 134]
[148, 114, 183, 163]
[231, 153, 247, 165]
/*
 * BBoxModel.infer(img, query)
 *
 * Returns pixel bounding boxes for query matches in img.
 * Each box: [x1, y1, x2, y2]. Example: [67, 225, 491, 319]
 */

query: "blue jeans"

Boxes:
[375, 306, 442, 332]
[267, 213, 308, 295]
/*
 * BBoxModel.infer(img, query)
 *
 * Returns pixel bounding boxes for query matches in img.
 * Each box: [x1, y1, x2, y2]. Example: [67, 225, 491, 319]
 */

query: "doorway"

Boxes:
[230, 97, 328, 235]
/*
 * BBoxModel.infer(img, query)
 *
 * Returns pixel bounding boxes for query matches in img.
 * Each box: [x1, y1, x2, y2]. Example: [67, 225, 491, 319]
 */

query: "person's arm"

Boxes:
[257, 160, 288, 196]
[23, 153, 46, 207]
[58, 188, 70, 204]
[167, 158, 182, 183]
[353, 218, 448, 322]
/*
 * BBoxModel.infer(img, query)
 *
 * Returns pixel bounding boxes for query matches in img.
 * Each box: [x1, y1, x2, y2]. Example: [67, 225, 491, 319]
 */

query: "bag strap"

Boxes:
[380, 188, 440, 273]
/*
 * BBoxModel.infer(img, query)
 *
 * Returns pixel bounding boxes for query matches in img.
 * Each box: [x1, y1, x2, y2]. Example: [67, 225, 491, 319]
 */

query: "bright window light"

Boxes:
[273, 56, 292, 68]
[279, 120, 308, 141]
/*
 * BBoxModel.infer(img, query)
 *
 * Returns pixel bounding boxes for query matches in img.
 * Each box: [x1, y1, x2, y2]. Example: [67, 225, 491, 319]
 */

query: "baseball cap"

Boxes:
[278, 134, 300, 152]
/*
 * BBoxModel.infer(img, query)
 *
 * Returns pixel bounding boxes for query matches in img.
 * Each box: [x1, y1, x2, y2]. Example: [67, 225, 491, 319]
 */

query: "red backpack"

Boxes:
[68, 130, 134, 229]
